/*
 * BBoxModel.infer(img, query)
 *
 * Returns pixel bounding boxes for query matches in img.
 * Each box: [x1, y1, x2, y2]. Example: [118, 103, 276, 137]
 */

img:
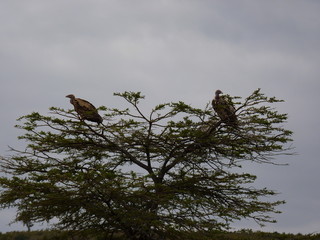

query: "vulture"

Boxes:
[212, 90, 238, 126]
[66, 94, 103, 124]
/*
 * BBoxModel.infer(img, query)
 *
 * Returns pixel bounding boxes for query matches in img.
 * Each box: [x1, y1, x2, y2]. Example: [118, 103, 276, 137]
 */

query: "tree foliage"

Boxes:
[0, 89, 293, 240]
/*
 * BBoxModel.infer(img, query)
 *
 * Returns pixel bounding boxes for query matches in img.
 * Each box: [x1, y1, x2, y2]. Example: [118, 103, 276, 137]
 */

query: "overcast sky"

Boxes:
[1, 0, 320, 234]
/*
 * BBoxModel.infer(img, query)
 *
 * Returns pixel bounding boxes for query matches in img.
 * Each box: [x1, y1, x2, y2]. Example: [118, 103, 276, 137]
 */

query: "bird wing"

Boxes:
[221, 96, 236, 114]
[212, 96, 236, 118]
[75, 98, 98, 111]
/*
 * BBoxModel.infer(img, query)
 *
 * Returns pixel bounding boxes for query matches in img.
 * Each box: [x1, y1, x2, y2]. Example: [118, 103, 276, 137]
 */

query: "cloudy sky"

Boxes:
[1, 0, 320, 234]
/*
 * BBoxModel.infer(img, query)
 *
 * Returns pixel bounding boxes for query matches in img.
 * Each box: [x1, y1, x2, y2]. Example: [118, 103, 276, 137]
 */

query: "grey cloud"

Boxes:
[1, 0, 320, 233]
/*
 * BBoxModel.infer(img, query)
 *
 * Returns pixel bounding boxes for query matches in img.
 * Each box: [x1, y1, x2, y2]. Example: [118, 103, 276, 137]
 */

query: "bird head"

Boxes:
[66, 94, 75, 99]
[215, 90, 223, 95]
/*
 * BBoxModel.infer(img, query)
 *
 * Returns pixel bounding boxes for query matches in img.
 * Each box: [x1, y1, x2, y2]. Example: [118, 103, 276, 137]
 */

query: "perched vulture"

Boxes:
[66, 94, 103, 124]
[212, 90, 238, 126]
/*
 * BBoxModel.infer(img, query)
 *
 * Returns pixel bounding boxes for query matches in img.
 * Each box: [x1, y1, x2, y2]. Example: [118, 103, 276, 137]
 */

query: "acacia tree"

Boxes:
[0, 89, 292, 240]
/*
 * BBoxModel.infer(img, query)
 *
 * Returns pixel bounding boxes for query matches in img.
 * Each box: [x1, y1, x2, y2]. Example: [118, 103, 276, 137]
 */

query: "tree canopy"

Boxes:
[0, 89, 293, 240]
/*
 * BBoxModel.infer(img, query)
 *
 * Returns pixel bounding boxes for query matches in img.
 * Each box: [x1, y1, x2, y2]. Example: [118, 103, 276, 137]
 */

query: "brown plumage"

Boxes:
[212, 90, 237, 126]
[66, 94, 103, 124]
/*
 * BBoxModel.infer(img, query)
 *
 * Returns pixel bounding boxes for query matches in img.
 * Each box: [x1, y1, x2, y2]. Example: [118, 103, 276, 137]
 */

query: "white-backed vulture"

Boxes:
[66, 94, 103, 124]
[212, 90, 237, 126]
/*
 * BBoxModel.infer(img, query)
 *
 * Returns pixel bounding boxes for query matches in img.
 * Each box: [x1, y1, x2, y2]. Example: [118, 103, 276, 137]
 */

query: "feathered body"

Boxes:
[212, 90, 237, 126]
[66, 94, 103, 124]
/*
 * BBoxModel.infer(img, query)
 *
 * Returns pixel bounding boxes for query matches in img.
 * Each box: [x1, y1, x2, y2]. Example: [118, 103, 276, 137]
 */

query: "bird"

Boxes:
[66, 94, 103, 124]
[212, 90, 238, 126]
